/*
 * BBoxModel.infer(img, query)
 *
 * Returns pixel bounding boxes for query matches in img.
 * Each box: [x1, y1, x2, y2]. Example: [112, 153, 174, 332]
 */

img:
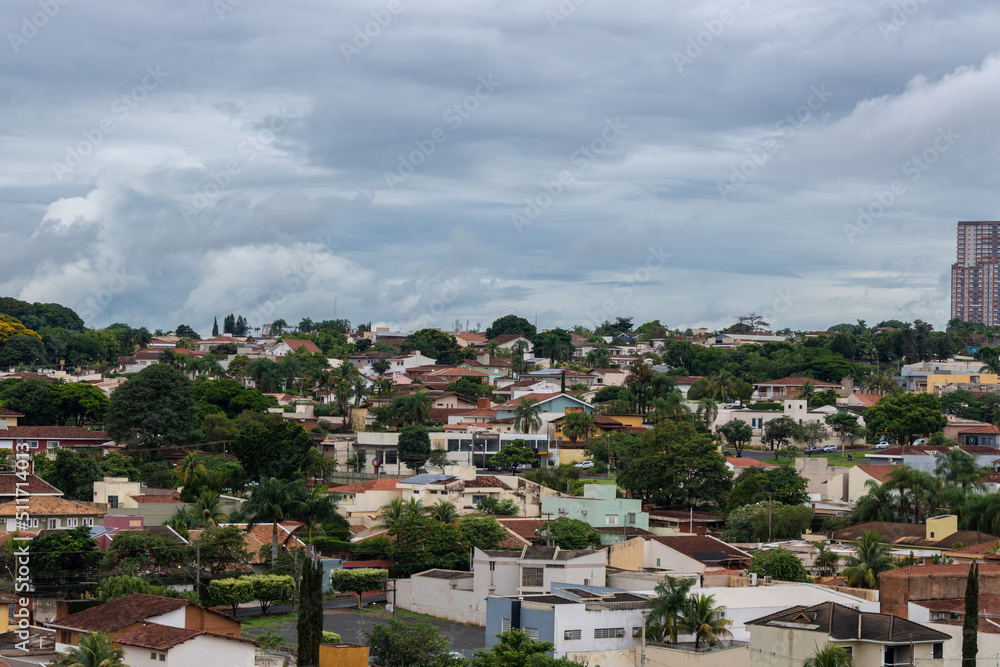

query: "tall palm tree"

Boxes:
[625, 361, 654, 413]
[813, 541, 840, 578]
[511, 340, 529, 374]
[958, 493, 1000, 535]
[353, 376, 369, 408]
[375, 498, 408, 532]
[135, 328, 152, 350]
[562, 412, 595, 445]
[403, 497, 425, 517]
[271, 319, 287, 335]
[406, 390, 432, 425]
[646, 575, 695, 644]
[979, 346, 1000, 375]
[295, 485, 338, 542]
[936, 449, 984, 489]
[842, 530, 896, 589]
[705, 370, 739, 403]
[54, 632, 128, 666]
[853, 480, 900, 523]
[243, 477, 307, 567]
[193, 490, 228, 528]
[795, 380, 816, 402]
[175, 453, 207, 486]
[697, 398, 718, 429]
[429, 500, 458, 524]
[802, 644, 855, 667]
[513, 398, 542, 433]
[679, 593, 733, 649]
[884, 467, 940, 523]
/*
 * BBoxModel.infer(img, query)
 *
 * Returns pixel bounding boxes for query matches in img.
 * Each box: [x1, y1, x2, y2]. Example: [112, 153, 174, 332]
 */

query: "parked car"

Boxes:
[803, 446, 822, 455]
[574, 460, 595, 469]
[721, 450, 735, 457]
[912, 438, 926, 446]
[821, 444, 839, 453]
[874, 441, 890, 450]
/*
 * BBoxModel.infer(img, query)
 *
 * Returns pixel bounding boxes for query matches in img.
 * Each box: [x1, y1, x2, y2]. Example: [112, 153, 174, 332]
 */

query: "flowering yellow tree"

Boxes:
[0, 314, 42, 346]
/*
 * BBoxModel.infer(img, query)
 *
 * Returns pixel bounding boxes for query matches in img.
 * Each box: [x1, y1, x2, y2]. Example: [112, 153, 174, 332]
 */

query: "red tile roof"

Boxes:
[115, 623, 203, 650]
[947, 539, 1000, 555]
[427, 367, 488, 378]
[130, 494, 184, 504]
[858, 465, 901, 482]
[277, 339, 322, 354]
[329, 479, 402, 494]
[464, 476, 511, 490]
[490, 334, 531, 344]
[497, 518, 546, 541]
[725, 456, 775, 467]
[754, 376, 840, 387]
[0, 474, 62, 497]
[0, 496, 104, 517]
[0, 426, 108, 440]
[50, 594, 188, 633]
[851, 393, 882, 406]
[651, 535, 751, 562]
[496, 393, 567, 409]
[455, 332, 488, 343]
[958, 425, 1000, 434]
[0, 408, 24, 417]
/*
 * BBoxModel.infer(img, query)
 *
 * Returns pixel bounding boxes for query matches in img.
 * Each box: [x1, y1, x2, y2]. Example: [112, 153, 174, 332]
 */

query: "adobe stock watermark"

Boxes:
[843, 126, 959, 244]
[586, 244, 671, 328]
[74, 266, 139, 326]
[546, 0, 587, 31]
[717, 84, 832, 201]
[382, 75, 501, 191]
[246, 233, 340, 328]
[673, 0, 751, 73]
[7, 0, 71, 54]
[52, 65, 169, 181]
[341, 0, 404, 63]
[757, 287, 798, 331]
[13, 440, 32, 653]
[180, 108, 292, 225]
[511, 116, 627, 233]
[409, 277, 464, 331]
[878, 0, 929, 40]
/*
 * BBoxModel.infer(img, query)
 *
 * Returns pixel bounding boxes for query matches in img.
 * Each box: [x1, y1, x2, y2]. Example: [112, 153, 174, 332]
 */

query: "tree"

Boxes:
[862, 392, 947, 444]
[426, 449, 451, 473]
[824, 412, 865, 447]
[546, 517, 597, 549]
[330, 568, 388, 609]
[761, 416, 801, 450]
[105, 364, 199, 448]
[748, 547, 811, 583]
[616, 420, 732, 508]
[725, 467, 809, 513]
[193, 525, 250, 574]
[429, 500, 460, 523]
[646, 575, 695, 644]
[485, 315, 536, 341]
[489, 441, 537, 475]
[513, 398, 542, 433]
[192, 490, 229, 527]
[230, 421, 313, 481]
[364, 617, 455, 667]
[936, 449, 984, 488]
[52, 632, 127, 667]
[398, 424, 432, 471]
[964, 562, 978, 667]
[717, 420, 752, 456]
[44, 449, 104, 501]
[680, 593, 733, 649]
[52, 382, 109, 426]
[705, 370, 740, 403]
[243, 477, 308, 567]
[402, 329, 471, 365]
[802, 644, 856, 667]
[469, 629, 581, 667]
[813, 541, 840, 578]
[477, 497, 519, 516]
[248, 574, 294, 615]
[102, 529, 189, 575]
[725, 502, 812, 542]
[562, 412, 595, 445]
[175, 324, 199, 338]
[28, 526, 101, 594]
[533, 329, 573, 364]
[296, 485, 339, 542]
[207, 577, 255, 616]
[842, 530, 896, 589]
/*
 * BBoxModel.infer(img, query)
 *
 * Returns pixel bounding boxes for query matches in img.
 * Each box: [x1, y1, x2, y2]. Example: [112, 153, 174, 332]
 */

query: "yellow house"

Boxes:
[551, 412, 642, 444]
[0, 408, 22, 428]
[925, 372, 1000, 394]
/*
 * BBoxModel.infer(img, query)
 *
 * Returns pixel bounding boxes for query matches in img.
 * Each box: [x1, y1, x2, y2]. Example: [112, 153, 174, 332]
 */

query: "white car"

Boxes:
[574, 461, 595, 469]
[874, 442, 890, 450]
[912, 438, 926, 446]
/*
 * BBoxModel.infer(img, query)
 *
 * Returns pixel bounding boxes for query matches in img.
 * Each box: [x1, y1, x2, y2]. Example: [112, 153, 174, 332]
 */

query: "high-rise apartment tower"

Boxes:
[951, 221, 1000, 324]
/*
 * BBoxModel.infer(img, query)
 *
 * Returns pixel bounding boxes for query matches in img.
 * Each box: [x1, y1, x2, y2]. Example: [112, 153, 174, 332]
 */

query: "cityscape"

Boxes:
[4, 2, 1000, 666]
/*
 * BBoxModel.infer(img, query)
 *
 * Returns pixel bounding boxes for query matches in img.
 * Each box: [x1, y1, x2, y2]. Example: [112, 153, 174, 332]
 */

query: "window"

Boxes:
[150, 652, 157, 660]
[384, 450, 398, 465]
[48, 519, 57, 529]
[60, 631, 71, 644]
[68, 519, 78, 527]
[159, 655, 165, 662]
[524, 627, 539, 639]
[472, 495, 485, 505]
[594, 628, 625, 639]
[31, 519, 38, 528]
[626, 513, 636, 526]
[885, 647, 896, 665]
[448, 440, 460, 452]
[656, 558, 661, 567]
[108, 495, 119, 509]
[84, 518, 94, 526]
[502, 618, 511, 633]
[28, 441, 38, 449]
[522, 567, 543, 587]
[546, 563, 564, 569]
[632, 627, 642, 638]
[842, 647, 852, 657]
[605, 514, 619, 526]
[564, 630, 581, 641]
[48, 441, 59, 449]
[933, 643, 943, 659]
[413, 491, 420, 495]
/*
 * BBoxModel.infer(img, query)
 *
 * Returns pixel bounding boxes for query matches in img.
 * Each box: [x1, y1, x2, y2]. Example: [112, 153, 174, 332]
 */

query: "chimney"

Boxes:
[477, 398, 491, 410]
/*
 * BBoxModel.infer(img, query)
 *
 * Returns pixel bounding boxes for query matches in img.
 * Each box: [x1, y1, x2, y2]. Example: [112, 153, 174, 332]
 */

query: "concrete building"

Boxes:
[879, 563, 1000, 618]
[541, 484, 648, 532]
[951, 221, 1000, 324]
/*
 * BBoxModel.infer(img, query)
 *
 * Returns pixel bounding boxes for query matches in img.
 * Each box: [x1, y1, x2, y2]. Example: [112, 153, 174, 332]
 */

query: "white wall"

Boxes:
[395, 576, 487, 625]
[122, 635, 255, 667]
[553, 604, 646, 657]
[148, 607, 187, 628]
[644, 542, 705, 572]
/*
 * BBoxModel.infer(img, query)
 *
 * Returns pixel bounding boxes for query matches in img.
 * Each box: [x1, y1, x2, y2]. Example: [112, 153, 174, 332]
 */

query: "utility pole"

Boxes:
[689, 507, 693, 535]
[196, 546, 201, 594]
[768, 492, 773, 542]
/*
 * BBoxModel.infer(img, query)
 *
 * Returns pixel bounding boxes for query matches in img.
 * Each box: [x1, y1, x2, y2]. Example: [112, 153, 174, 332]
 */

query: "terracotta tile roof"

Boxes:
[427, 367, 488, 378]
[50, 594, 188, 633]
[947, 539, 1000, 555]
[329, 479, 402, 494]
[0, 408, 24, 417]
[492, 359, 512, 367]
[0, 474, 62, 496]
[115, 623, 203, 650]
[455, 332, 488, 343]
[430, 408, 475, 422]
[959, 444, 1000, 453]
[461, 409, 498, 418]
[651, 535, 751, 562]
[129, 494, 183, 504]
[464, 476, 511, 490]
[851, 393, 882, 406]
[497, 518, 546, 541]
[0, 426, 108, 440]
[276, 339, 322, 354]
[0, 496, 104, 517]
[649, 509, 725, 521]
[857, 465, 901, 482]
[882, 563, 1000, 577]
[490, 334, 531, 344]
[754, 376, 840, 387]
[725, 456, 775, 467]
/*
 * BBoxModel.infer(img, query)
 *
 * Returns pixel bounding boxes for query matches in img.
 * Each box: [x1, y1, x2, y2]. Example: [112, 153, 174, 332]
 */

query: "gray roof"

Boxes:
[748, 602, 950, 643]
[401, 474, 458, 486]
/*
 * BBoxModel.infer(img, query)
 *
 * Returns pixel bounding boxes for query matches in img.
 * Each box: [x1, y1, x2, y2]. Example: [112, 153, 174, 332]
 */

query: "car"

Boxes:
[574, 461, 595, 469]
[874, 442, 890, 450]
[803, 445, 822, 454]
[721, 450, 735, 457]
[821, 444, 839, 453]
[912, 438, 927, 446]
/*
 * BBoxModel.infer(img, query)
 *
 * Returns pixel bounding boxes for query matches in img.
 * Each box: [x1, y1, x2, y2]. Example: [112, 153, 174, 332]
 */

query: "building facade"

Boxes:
[951, 221, 1000, 324]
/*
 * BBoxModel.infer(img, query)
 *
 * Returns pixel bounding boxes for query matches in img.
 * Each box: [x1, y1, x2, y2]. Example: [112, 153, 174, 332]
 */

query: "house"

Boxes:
[494, 393, 594, 434]
[865, 445, 1000, 472]
[186, 522, 306, 567]
[485, 584, 650, 660]
[47, 593, 243, 654]
[644, 535, 751, 573]
[587, 368, 627, 387]
[0, 408, 23, 428]
[541, 484, 648, 531]
[0, 425, 110, 452]
[454, 332, 488, 348]
[751, 377, 843, 401]
[551, 413, 643, 447]
[431, 392, 478, 410]
[747, 601, 950, 667]
[647, 509, 725, 535]
[901, 360, 992, 393]
[942, 415, 1000, 447]
[326, 478, 404, 518]
[670, 376, 706, 398]
[0, 473, 62, 503]
[724, 456, 776, 473]
[842, 392, 882, 408]
[0, 496, 104, 531]
[115, 622, 256, 667]
[712, 400, 833, 440]
[832, 516, 999, 559]
[190, 334, 244, 352]
[269, 338, 322, 356]
[489, 334, 533, 350]
[879, 563, 1000, 618]
[827, 464, 900, 502]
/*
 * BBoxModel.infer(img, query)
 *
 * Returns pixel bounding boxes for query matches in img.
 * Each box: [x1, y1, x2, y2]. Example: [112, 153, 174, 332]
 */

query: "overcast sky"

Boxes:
[2, 0, 999, 336]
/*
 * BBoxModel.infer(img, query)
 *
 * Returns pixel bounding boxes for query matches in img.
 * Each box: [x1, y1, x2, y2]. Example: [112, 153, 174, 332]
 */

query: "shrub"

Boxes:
[322, 631, 342, 644]
[748, 402, 783, 411]
[592, 461, 608, 475]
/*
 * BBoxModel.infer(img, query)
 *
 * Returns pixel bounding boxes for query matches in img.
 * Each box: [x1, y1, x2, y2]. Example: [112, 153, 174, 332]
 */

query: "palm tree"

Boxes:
[842, 530, 896, 589]
[175, 453, 207, 486]
[243, 477, 307, 567]
[705, 370, 740, 403]
[884, 466, 941, 523]
[54, 632, 128, 666]
[813, 541, 840, 578]
[936, 449, 984, 489]
[375, 498, 407, 532]
[979, 346, 1000, 374]
[353, 376, 368, 407]
[562, 412, 595, 445]
[795, 380, 816, 402]
[679, 593, 733, 649]
[802, 643, 856, 667]
[271, 319, 287, 335]
[513, 398, 542, 433]
[959, 493, 1000, 534]
[511, 340, 530, 374]
[193, 490, 228, 528]
[697, 398, 718, 429]
[625, 361, 654, 413]
[135, 328, 152, 350]
[406, 390, 432, 425]
[853, 480, 900, 523]
[403, 497, 425, 517]
[429, 500, 458, 524]
[646, 576, 695, 644]
[296, 485, 338, 542]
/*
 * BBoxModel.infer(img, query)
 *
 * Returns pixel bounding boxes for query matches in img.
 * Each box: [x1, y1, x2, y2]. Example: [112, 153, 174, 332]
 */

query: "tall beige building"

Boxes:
[951, 221, 1000, 324]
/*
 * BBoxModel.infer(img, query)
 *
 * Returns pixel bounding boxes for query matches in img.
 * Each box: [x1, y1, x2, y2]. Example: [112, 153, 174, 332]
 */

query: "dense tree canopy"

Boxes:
[106, 364, 200, 448]
[485, 314, 536, 341]
[229, 421, 313, 480]
[862, 393, 948, 444]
